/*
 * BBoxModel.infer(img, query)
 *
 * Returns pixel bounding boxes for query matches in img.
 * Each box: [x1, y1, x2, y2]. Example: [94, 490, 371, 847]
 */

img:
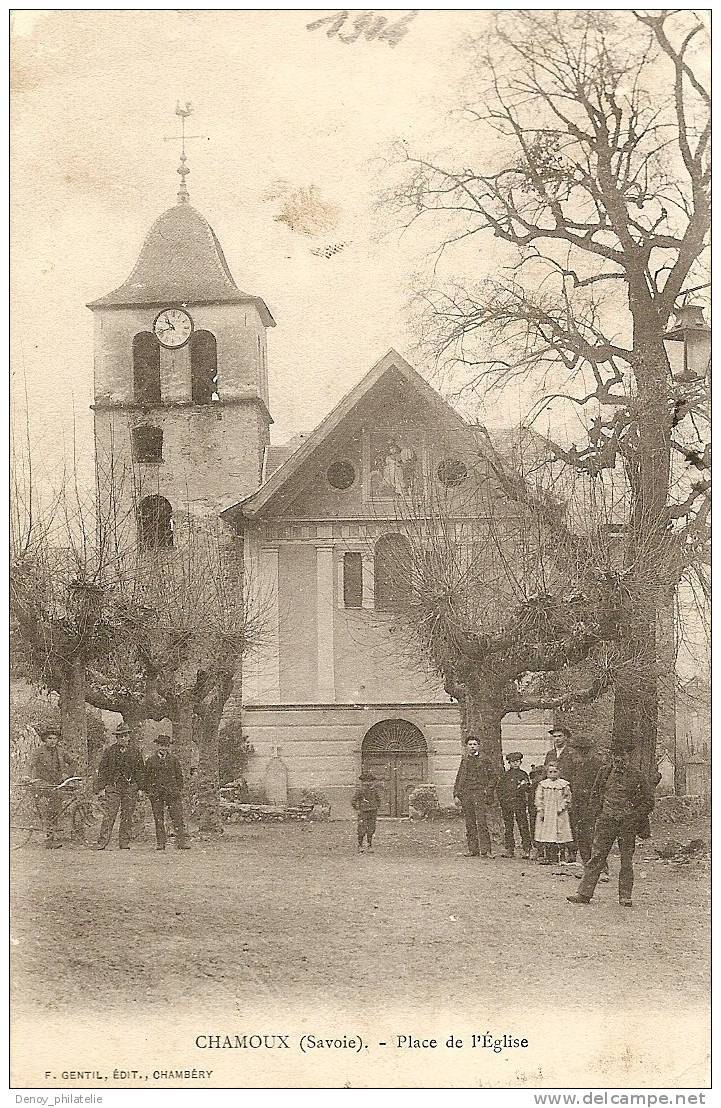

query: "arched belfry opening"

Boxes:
[138, 495, 174, 550]
[133, 332, 161, 405]
[191, 330, 218, 404]
[361, 719, 427, 817]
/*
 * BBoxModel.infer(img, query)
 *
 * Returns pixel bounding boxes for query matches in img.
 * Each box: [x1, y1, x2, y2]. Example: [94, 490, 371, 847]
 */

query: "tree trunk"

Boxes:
[461, 676, 504, 773]
[60, 656, 89, 790]
[195, 677, 234, 834]
[612, 327, 673, 776]
[196, 708, 223, 834]
[172, 699, 195, 782]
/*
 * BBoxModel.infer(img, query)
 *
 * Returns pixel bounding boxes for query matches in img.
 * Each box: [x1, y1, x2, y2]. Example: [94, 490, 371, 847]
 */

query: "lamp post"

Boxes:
[664, 303, 711, 382]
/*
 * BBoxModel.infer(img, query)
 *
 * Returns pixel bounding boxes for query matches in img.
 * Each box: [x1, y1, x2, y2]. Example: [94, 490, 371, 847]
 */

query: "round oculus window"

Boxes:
[327, 460, 356, 490]
[437, 458, 468, 487]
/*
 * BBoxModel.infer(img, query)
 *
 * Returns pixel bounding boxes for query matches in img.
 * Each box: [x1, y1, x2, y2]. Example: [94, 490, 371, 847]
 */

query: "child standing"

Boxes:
[497, 752, 532, 858]
[534, 762, 573, 864]
[351, 770, 381, 854]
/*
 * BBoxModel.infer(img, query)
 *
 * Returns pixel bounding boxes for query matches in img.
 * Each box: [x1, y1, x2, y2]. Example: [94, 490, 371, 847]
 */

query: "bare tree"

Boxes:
[96, 510, 270, 832]
[11, 430, 269, 832]
[10, 409, 121, 785]
[392, 10, 710, 772]
[373, 442, 631, 769]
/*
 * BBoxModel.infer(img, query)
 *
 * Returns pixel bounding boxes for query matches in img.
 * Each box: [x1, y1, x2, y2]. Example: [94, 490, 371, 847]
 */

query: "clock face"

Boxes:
[153, 307, 193, 349]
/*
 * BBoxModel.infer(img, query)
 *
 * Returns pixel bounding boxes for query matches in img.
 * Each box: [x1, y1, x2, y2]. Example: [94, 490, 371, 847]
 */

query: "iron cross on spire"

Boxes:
[163, 101, 209, 204]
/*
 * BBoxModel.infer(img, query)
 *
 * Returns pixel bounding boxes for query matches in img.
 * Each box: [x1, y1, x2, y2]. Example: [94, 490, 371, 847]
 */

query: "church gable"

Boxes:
[229, 350, 487, 523]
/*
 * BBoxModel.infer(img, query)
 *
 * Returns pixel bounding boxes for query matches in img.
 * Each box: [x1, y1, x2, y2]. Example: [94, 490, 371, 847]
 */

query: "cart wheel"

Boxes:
[10, 789, 44, 849]
[71, 796, 105, 846]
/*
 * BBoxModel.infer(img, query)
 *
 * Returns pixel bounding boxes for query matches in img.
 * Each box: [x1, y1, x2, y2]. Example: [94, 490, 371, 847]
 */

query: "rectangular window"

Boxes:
[343, 552, 363, 608]
[132, 426, 163, 463]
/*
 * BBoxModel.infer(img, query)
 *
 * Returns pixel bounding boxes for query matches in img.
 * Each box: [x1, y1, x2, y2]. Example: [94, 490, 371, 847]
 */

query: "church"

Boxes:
[88, 166, 550, 818]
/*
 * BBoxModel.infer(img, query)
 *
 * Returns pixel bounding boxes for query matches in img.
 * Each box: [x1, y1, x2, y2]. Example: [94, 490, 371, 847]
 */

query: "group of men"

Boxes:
[29, 723, 190, 851]
[30, 719, 657, 906]
[452, 725, 656, 908]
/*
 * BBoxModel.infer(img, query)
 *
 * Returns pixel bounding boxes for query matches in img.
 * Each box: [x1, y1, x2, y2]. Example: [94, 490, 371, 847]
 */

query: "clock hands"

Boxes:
[154, 308, 192, 347]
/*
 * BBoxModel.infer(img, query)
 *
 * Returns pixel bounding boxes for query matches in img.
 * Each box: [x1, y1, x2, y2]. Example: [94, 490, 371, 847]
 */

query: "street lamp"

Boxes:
[664, 304, 711, 383]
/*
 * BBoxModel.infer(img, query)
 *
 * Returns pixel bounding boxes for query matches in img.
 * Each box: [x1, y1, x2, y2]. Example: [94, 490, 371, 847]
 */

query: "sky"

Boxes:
[11, 8, 523, 494]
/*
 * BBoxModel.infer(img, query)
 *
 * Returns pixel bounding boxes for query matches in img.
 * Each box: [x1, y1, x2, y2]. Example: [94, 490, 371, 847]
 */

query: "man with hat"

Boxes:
[453, 735, 497, 858]
[567, 734, 603, 865]
[30, 725, 77, 849]
[144, 735, 191, 851]
[568, 743, 655, 908]
[544, 725, 577, 783]
[351, 769, 381, 854]
[496, 752, 532, 859]
[93, 722, 146, 850]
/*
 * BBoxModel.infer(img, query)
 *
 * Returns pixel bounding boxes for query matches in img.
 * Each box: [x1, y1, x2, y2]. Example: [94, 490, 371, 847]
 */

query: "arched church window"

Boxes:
[191, 330, 218, 404]
[138, 495, 174, 550]
[374, 533, 412, 610]
[133, 332, 161, 405]
[132, 426, 163, 463]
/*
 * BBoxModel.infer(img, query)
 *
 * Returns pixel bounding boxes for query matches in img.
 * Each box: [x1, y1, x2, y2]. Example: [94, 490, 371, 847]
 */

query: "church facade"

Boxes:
[88, 187, 549, 818]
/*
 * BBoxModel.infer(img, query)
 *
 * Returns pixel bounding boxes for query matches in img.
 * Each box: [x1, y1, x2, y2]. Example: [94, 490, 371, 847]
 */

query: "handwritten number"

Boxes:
[307, 9, 416, 46]
[377, 10, 417, 47]
[306, 10, 348, 37]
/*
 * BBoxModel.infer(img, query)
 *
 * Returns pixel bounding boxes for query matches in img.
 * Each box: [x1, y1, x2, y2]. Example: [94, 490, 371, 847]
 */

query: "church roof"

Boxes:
[87, 202, 275, 325]
[222, 348, 470, 522]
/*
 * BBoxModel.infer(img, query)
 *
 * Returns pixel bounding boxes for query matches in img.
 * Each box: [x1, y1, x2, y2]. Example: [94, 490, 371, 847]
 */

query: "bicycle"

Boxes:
[10, 777, 105, 849]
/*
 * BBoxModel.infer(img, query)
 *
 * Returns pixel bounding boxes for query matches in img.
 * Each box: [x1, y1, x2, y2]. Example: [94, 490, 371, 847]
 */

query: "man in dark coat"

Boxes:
[351, 770, 381, 853]
[544, 726, 577, 783]
[93, 722, 146, 850]
[567, 735, 603, 864]
[568, 744, 656, 907]
[453, 735, 497, 858]
[497, 752, 531, 858]
[144, 735, 191, 850]
[30, 726, 77, 848]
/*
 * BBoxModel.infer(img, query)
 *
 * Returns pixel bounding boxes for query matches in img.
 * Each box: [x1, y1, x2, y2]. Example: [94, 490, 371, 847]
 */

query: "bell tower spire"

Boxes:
[164, 101, 209, 204]
[174, 100, 193, 203]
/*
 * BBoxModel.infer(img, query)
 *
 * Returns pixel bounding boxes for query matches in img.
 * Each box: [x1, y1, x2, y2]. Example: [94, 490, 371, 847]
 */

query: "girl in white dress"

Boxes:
[534, 762, 573, 864]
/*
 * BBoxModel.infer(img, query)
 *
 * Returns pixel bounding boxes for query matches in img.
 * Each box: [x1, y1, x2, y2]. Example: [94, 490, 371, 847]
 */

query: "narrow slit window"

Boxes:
[343, 552, 363, 608]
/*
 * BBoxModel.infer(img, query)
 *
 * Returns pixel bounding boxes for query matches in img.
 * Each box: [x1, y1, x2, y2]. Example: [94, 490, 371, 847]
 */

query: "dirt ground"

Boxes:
[11, 813, 710, 1025]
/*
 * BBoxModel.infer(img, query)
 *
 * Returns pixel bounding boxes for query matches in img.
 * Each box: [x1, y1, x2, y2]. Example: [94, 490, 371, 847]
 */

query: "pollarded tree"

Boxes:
[375, 437, 632, 769]
[393, 10, 710, 773]
[10, 431, 116, 784]
[94, 505, 270, 832]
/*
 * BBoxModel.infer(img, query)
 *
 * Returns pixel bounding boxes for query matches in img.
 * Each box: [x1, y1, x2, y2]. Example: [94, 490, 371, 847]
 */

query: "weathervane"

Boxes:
[163, 101, 209, 204]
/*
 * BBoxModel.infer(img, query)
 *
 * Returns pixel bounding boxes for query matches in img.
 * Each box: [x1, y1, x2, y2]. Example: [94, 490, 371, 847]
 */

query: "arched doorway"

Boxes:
[362, 719, 427, 817]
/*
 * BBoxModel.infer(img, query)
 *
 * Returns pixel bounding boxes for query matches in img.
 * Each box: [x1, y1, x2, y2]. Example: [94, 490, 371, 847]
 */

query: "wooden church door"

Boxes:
[361, 719, 428, 817]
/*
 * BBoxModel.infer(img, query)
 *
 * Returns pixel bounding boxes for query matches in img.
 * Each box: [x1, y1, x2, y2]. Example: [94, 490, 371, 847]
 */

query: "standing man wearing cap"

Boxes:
[567, 735, 603, 865]
[568, 744, 655, 908]
[93, 723, 146, 850]
[30, 726, 77, 849]
[544, 726, 577, 783]
[351, 770, 381, 854]
[497, 753, 532, 859]
[453, 735, 497, 858]
[144, 735, 191, 851]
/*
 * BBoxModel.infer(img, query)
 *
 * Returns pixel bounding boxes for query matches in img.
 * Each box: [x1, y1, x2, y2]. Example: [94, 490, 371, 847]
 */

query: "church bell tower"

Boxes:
[88, 107, 275, 547]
